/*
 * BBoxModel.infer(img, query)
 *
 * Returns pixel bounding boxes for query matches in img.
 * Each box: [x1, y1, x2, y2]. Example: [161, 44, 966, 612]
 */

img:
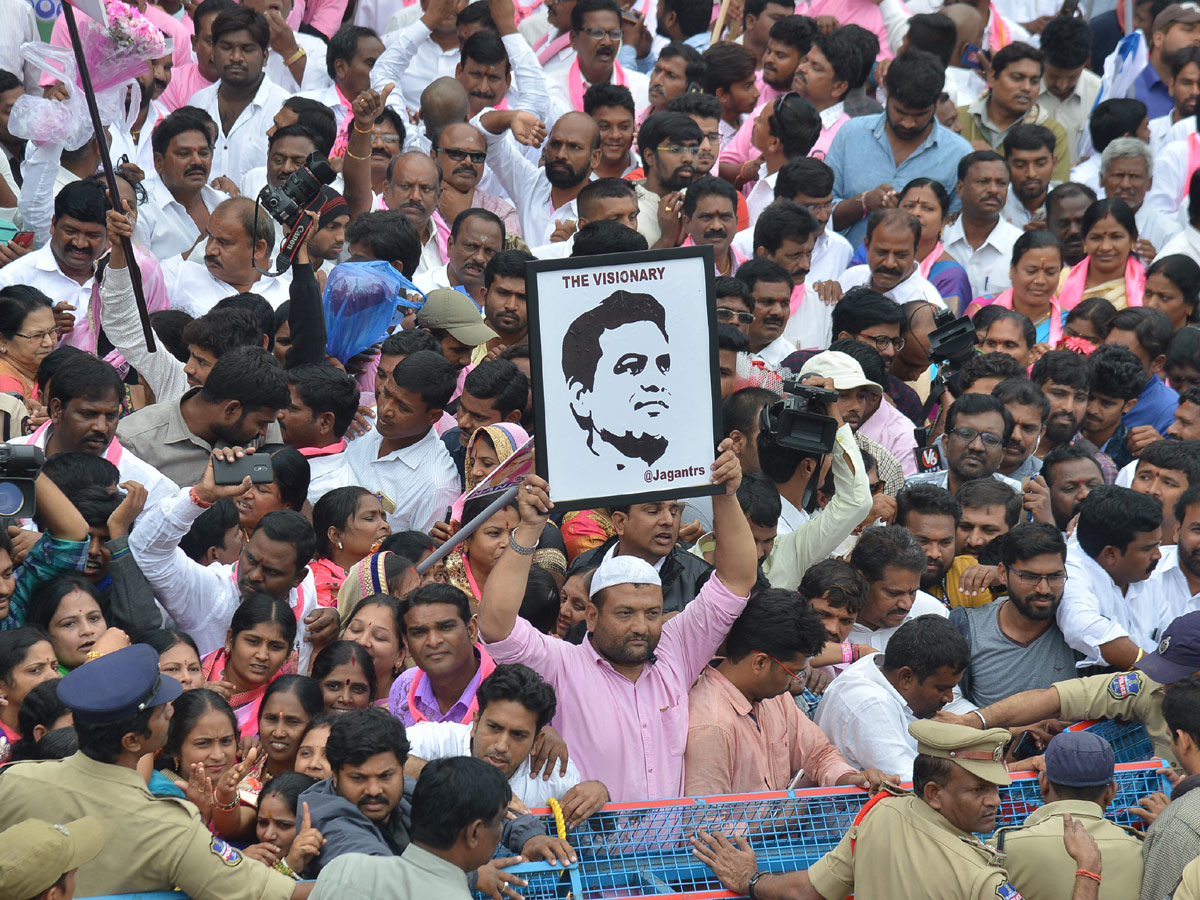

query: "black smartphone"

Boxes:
[1010, 729, 1042, 761]
[213, 453, 274, 485]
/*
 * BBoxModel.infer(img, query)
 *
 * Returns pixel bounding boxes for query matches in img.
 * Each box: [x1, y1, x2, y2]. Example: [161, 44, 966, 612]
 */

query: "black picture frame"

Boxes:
[525, 244, 723, 512]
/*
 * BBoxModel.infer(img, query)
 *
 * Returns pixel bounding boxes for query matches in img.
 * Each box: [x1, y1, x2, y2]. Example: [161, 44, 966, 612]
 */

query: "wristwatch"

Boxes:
[748, 870, 769, 899]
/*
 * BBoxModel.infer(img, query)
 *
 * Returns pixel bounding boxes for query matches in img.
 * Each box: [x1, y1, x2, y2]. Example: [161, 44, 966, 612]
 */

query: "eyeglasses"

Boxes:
[700, 131, 721, 145]
[656, 143, 700, 156]
[371, 132, 401, 145]
[1008, 569, 1068, 588]
[869, 479, 886, 495]
[948, 426, 1004, 448]
[762, 652, 806, 688]
[856, 332, 906, 352]
[580, 26, 623, 41]
[439, 147, 488, 164]
[14, 329, 57, 344]
[801, 199, 834, 213]
[716, 307, 755, 325]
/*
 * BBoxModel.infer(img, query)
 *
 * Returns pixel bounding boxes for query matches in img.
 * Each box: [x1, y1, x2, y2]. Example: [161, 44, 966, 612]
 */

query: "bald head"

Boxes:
[420, 77, 470, 143]
[384, 152, 442, 229]
[944, 2, 984, 51]
[551, 111, 601, 151]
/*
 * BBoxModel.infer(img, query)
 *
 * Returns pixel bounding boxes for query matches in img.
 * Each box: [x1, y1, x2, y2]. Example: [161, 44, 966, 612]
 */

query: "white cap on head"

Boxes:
[799, 351, 883, 395]
[588, 555, 662, 599]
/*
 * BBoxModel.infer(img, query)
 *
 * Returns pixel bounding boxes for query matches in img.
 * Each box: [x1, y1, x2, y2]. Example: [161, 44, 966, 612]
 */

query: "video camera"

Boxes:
[0, 444, 44, 518]
[764, 378, 840, 458]
[256, 153, 336, 275]
[926, 307, 977, 399]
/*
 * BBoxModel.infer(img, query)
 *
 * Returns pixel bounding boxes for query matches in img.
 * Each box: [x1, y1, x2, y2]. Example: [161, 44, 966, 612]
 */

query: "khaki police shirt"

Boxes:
[0, 752, 294, 900]
[807, 794, 1021, 900]
[1054, 671, 1173, 765]
[988, 799, 1143, 900]
[1175, 855, 1200, 900]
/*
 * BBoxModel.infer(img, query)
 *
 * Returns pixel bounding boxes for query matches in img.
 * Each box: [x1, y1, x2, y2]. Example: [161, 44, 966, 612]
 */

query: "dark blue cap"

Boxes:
[1136, 611, 1200, 684]
[1044, 731, 1116, 788]
[56, 644, 182, 724]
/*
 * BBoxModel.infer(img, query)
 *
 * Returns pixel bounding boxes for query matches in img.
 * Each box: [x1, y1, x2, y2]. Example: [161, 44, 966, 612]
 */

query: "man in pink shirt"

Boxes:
[684, 588, 895, 796]
[478, 441, 757, 803]
[158, 0, 229, 112]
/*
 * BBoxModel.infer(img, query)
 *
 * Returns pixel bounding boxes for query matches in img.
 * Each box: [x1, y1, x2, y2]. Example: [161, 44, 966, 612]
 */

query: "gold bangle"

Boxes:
[344, 148, 370, 161]
[1135, 648, 1146, 663]
[352, 120, 373, 134]
[84, 650, 106, 662]
[213, 788, 239, 811]
[285, 47, 306, 66]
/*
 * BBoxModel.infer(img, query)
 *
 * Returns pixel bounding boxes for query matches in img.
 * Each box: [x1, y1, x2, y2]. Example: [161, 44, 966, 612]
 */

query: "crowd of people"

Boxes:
[1, 0, 1200, 896]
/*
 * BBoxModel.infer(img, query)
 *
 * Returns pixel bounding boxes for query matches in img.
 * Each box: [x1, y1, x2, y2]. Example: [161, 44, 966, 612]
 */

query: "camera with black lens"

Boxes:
[258, 154, 336, 228]
[256, 153, 336, 274]
[927, 307, 978, 398]
[0, 444, 44, 518]
[767, 378, 841, 457]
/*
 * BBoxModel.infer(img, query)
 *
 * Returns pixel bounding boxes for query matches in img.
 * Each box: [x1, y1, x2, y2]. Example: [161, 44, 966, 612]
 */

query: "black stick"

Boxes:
[416, 485, 521, 574]
[60, 0, 156, 352]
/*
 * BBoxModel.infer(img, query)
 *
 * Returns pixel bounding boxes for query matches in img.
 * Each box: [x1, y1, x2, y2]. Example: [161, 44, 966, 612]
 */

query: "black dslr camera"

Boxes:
[256, 153, 336, 274]
[765, 378, 840, 457]
[0, 444, 44, 518]
[927, 307, 978, 399]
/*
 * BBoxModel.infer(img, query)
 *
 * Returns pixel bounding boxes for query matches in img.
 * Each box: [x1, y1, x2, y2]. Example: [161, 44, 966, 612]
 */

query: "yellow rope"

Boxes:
[546, 797, 567, 840]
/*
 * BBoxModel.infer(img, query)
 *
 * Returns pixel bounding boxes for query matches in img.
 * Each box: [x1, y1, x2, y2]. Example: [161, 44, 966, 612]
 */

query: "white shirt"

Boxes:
[1004, 188, 1047, 228]
[414, 263, 453, 294]
[474, 111, 580, 245]
[1038, 69, 1102, 165]
[374, 20, 465, 115]
[542, 46, 649, 120]
[8, 426, 179, 514]
[0, 0, 39, 94]
[530, 236, 575, 259]
[942, 215, 1022, 299]
[944, 67, 988, 108]
[814, 654, 922, 780]
[1156, 223, 1200, 261]
[107, 99, 171, 176]
[776, 494, 811, 537]
[407, 721, 582, 807]
[128, 487, 319, 671]
[306, 447, 356, 507]
[838, 264, 946, 310]
[846, 589, 947, 654]
[99, 265, 191, 403]
[753, 334, 797, 369]
[191, 76, 291, 184]
[0, 245, 93, 323]
[1145, 139, 1196, 220]
[1142, 546, 1199, 637]
[296, 83, 351, 122]
[1069, 154, 1101, 195]
[1134, 203, 1177, 255]
[160, 256, 292, 316]
[134, 175, 227, 261]
[1056, 542, 1165, 668]
[265, 31, 332, 93]
[745, 170, 778, 226]
[1148, 112, 1179, 155]
[345, 425, 460, 532]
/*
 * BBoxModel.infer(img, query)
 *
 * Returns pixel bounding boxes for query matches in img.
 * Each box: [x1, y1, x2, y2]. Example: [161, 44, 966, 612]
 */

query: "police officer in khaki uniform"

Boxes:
[939, 611, 1200, 767]
[0, 817, 104, 900]
[691, 720, 1107, 900]
[989, 731, 1143, 900]
[0, 645, 306, 900]
[1176, 856, 1200, 900]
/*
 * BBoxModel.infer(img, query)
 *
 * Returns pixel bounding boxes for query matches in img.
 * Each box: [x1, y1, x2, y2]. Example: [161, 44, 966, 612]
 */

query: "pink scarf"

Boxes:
[1184, 133, 1200, 203]
[919, 242, 945, 280]
[790, 282, 805, 316]
[985, 288, 1064, 347]
[1058, 255, 1145, 312]
[568, 57, 629, 111]
[536, 30, 572, 65]
[406, 643, 497, 724]
[809, 113, 849, 161]
[987, 4, 1011, 50]
[681, 235, 748, 274]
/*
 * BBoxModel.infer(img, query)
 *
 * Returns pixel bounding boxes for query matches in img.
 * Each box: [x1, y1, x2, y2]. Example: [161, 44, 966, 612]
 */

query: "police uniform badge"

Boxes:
[996, 882, 1025, 899]
[1108, 672, 1142, 700]
[210, 836, 243, 866]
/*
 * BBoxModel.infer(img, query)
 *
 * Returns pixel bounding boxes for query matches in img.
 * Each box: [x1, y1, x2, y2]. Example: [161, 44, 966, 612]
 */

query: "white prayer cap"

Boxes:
[588, 555, 661, 599]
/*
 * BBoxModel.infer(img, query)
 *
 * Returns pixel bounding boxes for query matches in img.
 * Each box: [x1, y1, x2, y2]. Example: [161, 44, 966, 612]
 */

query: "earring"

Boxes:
[337, 540, 344, 551]
[225, 644, 232, 655]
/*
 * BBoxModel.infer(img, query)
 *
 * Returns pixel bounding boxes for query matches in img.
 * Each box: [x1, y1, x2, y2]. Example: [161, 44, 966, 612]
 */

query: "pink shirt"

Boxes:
[158, 63, 214, 113]
[485, 574, 750, 802]
[684, 666, 857, 795]
[857, 398, 920, 476]
[803, 0, 893, 60]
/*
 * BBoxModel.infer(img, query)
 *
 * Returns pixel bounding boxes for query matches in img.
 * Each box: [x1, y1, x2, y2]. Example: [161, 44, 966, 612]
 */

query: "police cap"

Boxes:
[56, 644, 182, 725]
[910, 720, 1013, 785]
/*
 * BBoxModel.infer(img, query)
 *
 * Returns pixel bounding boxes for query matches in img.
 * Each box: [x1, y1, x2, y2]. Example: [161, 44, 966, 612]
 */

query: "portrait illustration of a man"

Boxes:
[561, 289, 672, 470]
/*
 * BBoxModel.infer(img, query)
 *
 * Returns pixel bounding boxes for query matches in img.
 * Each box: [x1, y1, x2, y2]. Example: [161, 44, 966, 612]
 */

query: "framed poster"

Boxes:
[526, 245, 722, 511]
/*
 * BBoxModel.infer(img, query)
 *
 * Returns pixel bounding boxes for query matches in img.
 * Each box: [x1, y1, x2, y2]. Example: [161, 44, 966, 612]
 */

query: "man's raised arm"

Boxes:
[478, 475, 554, 642]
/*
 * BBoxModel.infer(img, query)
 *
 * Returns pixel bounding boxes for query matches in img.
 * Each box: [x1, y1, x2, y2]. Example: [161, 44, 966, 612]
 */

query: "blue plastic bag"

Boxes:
[322, 260, 424, 363]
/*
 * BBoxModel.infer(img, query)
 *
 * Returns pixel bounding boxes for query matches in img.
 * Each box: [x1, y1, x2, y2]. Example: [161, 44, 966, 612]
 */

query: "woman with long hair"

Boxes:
[254, 675, 324, 782]
[342, 594, 406, 704]
[1057, 198, 1145, 312]
[310, 487, 391, 608]
[968, 231, 1064, 355]
[310, 640, 375, 715]
[235, 445, 310, 538]
[243, 772, 325, 879]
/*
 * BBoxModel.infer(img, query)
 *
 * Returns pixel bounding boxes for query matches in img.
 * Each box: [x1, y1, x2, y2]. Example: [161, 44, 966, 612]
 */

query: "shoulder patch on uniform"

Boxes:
[210, 836, 243, 866]
[996, 882, 1025, 900]
[1108, 672, 1142, 700]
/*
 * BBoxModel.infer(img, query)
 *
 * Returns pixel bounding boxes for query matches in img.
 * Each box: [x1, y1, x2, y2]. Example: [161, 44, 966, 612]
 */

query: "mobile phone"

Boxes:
[11, 232, 33, 248]
[786, 768, 807, 790]
[213, 453, 274, 485]
[1010, 729, 1041, 761]
[619, 8, 639, 23]
[1059, 0, 1080, 16]
[959, 44, 987, 71]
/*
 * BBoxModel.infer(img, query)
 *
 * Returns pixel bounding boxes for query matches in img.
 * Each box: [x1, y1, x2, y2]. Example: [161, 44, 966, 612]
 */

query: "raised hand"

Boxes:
[284, 801, 325, 872]
[107, 481, 148, 540]
[194, 448, 256, 505]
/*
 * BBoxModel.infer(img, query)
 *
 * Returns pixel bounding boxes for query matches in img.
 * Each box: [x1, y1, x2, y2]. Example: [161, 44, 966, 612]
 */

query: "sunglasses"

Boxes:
[717, 307, 755, 325]
[439, 147, 487, 165]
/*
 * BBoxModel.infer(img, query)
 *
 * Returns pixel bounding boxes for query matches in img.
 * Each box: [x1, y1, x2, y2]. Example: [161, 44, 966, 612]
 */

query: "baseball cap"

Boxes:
[1154, 3, 1200, 33]
[0, 818, 104, 900]
[589, 555, 662, 599]
[909, 720, 1013, 785]
[798, 351, 883, 395]
[416, 288, 498, 347]
[57, 644, 182, 725]
[1043, 731, 1116, 788]
[1135, 611, 1200, 684]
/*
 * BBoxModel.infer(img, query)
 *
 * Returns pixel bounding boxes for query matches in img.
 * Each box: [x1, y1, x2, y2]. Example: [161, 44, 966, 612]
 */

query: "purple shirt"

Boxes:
[388, 648, 488, 727]
[484, 574, 750, 802]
